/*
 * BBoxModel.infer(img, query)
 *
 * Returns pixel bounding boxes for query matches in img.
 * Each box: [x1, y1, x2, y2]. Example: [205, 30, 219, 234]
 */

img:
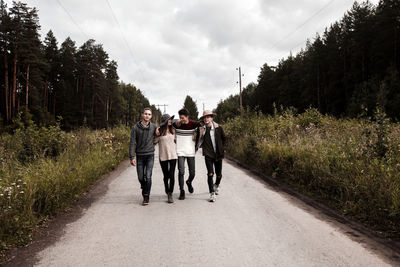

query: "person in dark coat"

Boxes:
[196, 110, 226, 202]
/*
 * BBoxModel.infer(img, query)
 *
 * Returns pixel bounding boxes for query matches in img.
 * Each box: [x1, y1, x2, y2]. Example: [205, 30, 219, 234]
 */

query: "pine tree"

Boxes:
[0, 0, 10, 122]
[59, 37, 77, 128]
[44, 30, 60, 116]
[183, 95, 199, 120]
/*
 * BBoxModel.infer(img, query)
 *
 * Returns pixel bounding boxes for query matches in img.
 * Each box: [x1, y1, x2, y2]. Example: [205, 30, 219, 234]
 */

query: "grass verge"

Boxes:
[224, 108, 400, 238]
[0, 125, 130, 260]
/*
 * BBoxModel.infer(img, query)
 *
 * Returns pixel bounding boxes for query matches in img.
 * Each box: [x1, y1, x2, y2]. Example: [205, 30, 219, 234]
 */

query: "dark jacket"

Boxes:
[196, 122, 226, 160]
[129, 121, 156, 160]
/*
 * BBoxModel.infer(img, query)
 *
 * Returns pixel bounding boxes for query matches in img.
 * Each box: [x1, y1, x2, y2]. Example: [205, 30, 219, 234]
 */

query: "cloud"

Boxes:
[24, 0, 380, 118]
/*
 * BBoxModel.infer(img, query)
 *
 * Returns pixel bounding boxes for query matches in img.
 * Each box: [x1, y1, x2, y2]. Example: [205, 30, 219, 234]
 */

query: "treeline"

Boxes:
[216, 0, 400, 121]
[0, 1, 159, 130]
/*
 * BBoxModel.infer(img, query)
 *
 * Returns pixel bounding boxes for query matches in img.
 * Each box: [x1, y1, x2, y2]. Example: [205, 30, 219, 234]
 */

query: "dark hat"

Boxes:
[200, 110, 216, 120]
[159, 114, 175, 127]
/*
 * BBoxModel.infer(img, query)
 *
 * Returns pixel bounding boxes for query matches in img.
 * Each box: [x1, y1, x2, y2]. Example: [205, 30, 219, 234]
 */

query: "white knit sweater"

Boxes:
[175, 129, 196, 157]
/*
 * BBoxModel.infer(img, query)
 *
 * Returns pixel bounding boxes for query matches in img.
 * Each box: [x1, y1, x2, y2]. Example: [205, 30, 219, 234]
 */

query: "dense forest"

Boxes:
[216, 0, 400, 121]
[0, 1, 159, 130]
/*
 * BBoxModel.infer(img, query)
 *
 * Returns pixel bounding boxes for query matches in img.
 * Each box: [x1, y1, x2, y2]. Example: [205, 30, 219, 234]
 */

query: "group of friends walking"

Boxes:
[129, 107, 226, 205]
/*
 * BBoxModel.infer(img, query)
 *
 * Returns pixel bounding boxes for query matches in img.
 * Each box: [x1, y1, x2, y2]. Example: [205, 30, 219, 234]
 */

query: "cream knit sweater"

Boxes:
[154, 132, 178, 161]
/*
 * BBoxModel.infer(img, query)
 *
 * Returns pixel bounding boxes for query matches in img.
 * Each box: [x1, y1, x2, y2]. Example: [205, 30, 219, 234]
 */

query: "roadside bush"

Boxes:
[0, 125, 130, 255]
[224, 108, 400, 237]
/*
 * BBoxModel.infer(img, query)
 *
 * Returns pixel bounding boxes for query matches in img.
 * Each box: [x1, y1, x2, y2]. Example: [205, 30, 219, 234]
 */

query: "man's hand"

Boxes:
[175, 120, 181, 127]
[130, 158, 136, 166]
[155, 127, 160, 136]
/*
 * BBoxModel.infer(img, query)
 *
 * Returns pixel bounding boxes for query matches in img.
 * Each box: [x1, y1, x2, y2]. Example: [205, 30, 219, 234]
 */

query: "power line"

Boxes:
[56, 0, 89, 40]
[104, 0, 146, 83]
[269, 0, 336, 50]
[156, 104, 168, 114]
[270, 24, 329, 64]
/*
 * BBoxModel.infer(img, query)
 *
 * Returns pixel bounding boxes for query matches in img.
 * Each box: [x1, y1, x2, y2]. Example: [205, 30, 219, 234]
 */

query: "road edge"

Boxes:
[225, 154, 400, 265]
[3, 159, 131, 267]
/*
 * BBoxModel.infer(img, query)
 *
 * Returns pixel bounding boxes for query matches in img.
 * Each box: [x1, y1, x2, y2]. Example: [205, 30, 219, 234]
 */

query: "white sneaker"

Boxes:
[213, 184, 219, 195]
[209, 192, 216, 202]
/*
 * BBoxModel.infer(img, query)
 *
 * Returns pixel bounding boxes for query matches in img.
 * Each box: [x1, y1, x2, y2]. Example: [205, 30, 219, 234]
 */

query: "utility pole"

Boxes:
[203, 103, 205, 112]
[236, 67, 244, 116]
[156, 104, 168, 114]
[154, 104, 167, 126]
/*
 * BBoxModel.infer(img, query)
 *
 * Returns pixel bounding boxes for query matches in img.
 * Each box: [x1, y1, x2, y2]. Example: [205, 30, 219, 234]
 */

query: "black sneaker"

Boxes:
[168, 193, 174, 203]
[186, 180, 194, 193]
[142, 195, 149, 206]
[179, 190, 185, 200]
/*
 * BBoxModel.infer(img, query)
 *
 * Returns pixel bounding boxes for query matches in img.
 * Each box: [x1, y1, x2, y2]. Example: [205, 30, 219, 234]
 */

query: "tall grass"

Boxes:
[0, 123, 130, 255]
[224, 108, 400, 237]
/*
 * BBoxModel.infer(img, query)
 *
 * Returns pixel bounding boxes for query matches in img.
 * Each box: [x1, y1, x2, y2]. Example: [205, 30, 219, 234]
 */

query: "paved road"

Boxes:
[22, 150, 395, 266]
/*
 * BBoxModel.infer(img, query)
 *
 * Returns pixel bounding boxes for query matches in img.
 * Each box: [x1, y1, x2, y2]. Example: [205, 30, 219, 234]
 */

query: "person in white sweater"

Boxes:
[173, 108, 201, 200]
[154, 114, 178, 203]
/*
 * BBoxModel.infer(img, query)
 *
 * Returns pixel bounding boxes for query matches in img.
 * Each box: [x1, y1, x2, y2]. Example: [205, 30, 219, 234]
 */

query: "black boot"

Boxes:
[142, 195, 149, 206]
[168, 193, 174, 203]
[179, 190, 185, 200]
[186, 180, 194, 194]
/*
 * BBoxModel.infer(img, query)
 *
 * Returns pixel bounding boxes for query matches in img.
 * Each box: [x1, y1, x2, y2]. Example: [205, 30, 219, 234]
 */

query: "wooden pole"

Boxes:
[237, 67, 243, 116]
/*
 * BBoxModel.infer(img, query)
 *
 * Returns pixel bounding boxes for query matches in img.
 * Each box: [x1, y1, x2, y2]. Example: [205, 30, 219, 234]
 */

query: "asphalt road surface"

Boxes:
[10, 149, 398, 266]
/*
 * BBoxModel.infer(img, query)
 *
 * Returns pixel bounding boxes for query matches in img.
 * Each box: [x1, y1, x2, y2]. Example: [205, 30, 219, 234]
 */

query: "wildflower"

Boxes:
[20, 191, 24, 194]
[0, 194, 3, 196]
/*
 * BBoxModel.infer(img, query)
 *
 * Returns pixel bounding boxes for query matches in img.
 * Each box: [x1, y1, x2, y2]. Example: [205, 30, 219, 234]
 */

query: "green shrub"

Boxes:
[224, 109, 400, 236]
[0, 125, 130, 255]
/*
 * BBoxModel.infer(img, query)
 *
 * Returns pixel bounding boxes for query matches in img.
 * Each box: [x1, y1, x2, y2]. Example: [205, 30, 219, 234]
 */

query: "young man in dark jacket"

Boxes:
[129, 108, 157, 206]
[196, 110, 226, 202]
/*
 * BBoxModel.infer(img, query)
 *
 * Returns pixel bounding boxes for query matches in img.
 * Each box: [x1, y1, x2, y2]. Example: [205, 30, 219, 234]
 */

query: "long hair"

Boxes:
[160, 123, 175, 136]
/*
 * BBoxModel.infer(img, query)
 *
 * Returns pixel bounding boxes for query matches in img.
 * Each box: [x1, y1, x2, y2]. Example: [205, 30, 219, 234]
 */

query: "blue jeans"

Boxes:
[136, 154, 154, 196]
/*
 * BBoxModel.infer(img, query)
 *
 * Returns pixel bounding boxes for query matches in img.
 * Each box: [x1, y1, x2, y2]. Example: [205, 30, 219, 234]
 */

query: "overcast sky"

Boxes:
[8, 0, 379, 118]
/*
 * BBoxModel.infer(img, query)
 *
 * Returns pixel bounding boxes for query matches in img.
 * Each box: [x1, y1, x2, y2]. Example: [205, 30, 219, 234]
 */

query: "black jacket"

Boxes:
[196, 122, 226, 160]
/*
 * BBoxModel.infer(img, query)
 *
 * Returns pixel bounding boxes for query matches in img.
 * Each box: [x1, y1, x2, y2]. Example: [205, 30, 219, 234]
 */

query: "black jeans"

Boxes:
[160, 159, 177, 194]
[178, 156, 195, 190]
[136, 154, 154, 196]
[205, 156, 222, 193]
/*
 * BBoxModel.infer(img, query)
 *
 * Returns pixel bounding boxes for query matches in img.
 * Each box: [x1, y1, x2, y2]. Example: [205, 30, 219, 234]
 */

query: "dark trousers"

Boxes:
[205, 156, 223, 193]
[178, 156, 195, 190]
[136, 154, 154, 196]
[160, 159, 177, 194]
